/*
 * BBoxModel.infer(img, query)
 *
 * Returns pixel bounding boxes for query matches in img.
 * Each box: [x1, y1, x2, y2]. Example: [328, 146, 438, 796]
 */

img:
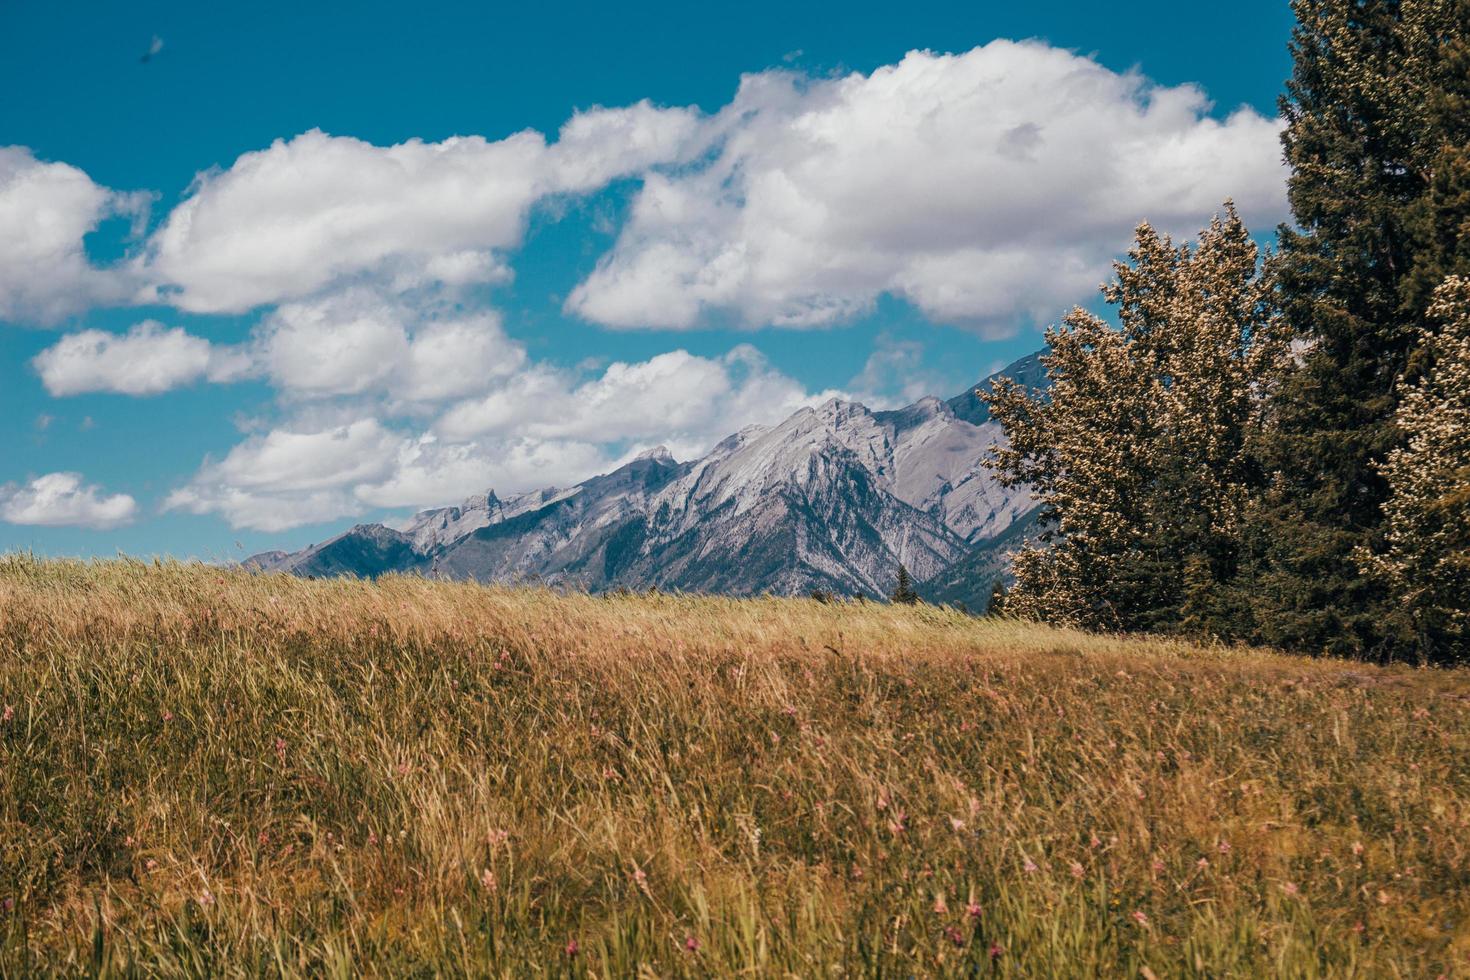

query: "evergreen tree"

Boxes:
[985, 579, 1008, 617]
[1244, 0, 1470, 658]
[1356, 277, 1470, 663]
[984, 206, 1287, 633]
[890, 565, 919, 605]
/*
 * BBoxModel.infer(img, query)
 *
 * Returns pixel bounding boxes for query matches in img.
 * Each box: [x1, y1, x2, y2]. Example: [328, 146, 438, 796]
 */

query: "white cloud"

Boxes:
[166, 345, 830, 530]
[0, 147, 151, 323]
[436, 345, 819, 444]
[0, 472, 138, 529]
[32, 320, 248, 396]
[567, 41, 1288, 333]
[141, 104, 700, 314]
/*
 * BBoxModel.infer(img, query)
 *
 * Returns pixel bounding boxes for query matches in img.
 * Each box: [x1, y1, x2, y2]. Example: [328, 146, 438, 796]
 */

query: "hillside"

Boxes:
[2, 558, 1468, 975]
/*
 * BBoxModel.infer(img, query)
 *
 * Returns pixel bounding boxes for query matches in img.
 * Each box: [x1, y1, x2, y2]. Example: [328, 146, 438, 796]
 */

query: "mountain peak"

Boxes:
[633, 445, 676, 464]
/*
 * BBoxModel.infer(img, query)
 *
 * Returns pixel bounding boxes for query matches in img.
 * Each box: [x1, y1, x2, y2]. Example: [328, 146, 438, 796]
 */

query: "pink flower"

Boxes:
[1151, 858, 1165, 875]
[1070, 861, 1085, 879]
[1022, 859, 1038, 873]
[1282, 881, 1299, 896]
[199, 890, 214, 906]
[274, 738, 287, 763]
[145, 859, 158, 871]
[1351, 841, 1364, 856]
[564, 939, 579, 958]
[988, 941, 1004, 960]
[162, 710, 174, 722]
[124, 836, 135, 848]
[257, 831, 269, 846]
[888, 811, 907, 836]
[1196, 858, 1209, 870]
[933, 895, 949, 915]
[480, 868, 497, 892]
[950, 817, 966, 832]
[1132, 910, 1149, 926]
[1, 898, 13, 913]
[1, 705, 13, 722]
[966, 901, 983, 919]
[944, 925, 966, 947]
[683, 935, 700, 952]
[1217, 841, 1231, 855]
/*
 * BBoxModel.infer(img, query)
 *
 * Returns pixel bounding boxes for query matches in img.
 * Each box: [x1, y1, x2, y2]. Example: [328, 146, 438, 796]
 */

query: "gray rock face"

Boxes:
[246, 353, 1045, 597]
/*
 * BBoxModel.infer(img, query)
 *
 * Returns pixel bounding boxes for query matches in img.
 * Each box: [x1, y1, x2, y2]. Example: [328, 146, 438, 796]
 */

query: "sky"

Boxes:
[0, 0, 1297, 560]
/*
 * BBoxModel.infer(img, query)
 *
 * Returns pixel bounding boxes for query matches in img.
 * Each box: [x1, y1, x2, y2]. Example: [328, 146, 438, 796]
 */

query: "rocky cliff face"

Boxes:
[247, 353, 1044, 598]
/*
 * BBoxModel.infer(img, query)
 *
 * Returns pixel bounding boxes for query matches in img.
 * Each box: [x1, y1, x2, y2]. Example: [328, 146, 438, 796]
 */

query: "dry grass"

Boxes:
[1, 555, 1468, 976]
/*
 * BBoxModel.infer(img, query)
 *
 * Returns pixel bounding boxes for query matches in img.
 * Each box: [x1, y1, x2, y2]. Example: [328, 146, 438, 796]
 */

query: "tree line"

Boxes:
[984, 0, 1470, 665]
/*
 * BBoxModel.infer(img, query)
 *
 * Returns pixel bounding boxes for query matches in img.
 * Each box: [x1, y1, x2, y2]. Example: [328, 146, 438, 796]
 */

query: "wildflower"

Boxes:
[1, 705, 12, 722]
[487, 829, 510, 848]
[1351, 841, 1364, 856]
[162, 710, 174, 722]
[632, 867, 651, 897]
[564, 939, 579, 958]
[1217, 841, 1231, 855]
[1196, 858, 1209, 870]
[274, 738, 287, 763]
[933, 894, 949, 915]
[1132, 910, 1149, 926]
[1282, 881, 1299, 896]
[1070, 861, 1085, 879]
[480, 868, 497, 892]
[988, 941, 1004, 960]
[966, 901, 983, 919]
[199, 890, 214, 906]
[124, 836, 135, 848]
[950, 817, 965, 832]
[684, 935, 700, 952]
[1090, 834, 1102, 850]
[1, 898, 12, 913]
[1023, 859, 1038, 873]
[145, 859, 158, 871]
[876, 795, 888, 811]
[944, 925, 966, 947]
[888, 810, 907, 836]
[257, 831, 269, 846]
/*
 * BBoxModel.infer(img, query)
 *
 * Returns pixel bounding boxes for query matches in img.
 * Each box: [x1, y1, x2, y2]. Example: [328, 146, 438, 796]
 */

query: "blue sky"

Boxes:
[0, 0, 1295, 559]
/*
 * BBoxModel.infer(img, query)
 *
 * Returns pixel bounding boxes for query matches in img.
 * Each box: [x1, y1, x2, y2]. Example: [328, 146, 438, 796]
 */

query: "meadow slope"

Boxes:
[1, 557, 1468, 976]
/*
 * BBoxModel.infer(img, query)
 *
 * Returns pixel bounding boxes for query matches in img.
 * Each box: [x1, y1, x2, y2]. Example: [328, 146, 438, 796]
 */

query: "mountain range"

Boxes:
[245, 352, 1046, 606]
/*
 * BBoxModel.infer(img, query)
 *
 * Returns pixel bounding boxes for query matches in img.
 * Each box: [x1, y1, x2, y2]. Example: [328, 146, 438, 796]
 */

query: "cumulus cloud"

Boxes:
[0, 472, 138, 529]
[32, 320, 249, 396]
[166, 345, 830, 530]
[567, 41, 1288, 333]
[256, 289, 526, 403]
[140, 102, 700, 314]
[0, 147, 151, 323]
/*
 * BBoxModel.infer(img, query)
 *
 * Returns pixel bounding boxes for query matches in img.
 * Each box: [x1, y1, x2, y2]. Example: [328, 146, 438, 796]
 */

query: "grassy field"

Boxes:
[1, 557, 1468, 976]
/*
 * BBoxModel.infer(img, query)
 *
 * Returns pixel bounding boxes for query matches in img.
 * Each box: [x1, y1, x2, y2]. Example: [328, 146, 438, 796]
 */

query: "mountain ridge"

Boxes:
[247, 351, 1046, 599]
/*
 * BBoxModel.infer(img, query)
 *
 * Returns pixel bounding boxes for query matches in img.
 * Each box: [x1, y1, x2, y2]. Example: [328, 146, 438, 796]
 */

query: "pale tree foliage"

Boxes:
[1357, 276, 1470, 662]
[983, 204, 1288, 632]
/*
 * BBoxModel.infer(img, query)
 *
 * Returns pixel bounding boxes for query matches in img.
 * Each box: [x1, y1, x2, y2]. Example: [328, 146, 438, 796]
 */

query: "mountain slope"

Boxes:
[248, 353, 1044, 597]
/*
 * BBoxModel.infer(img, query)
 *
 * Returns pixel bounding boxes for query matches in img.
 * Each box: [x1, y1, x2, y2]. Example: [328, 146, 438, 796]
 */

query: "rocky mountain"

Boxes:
[248, 352, 1045, 600]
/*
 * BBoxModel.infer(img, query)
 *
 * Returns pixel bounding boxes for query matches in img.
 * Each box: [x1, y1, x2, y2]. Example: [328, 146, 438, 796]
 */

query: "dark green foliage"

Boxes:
[1244, 0, 1470, 661]
[889, 565, 919, 605]
[985, 580, 1007, 617]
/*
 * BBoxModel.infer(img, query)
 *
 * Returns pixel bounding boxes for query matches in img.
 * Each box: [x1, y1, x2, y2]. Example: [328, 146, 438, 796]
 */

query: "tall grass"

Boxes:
[1, 555, 1467, 976]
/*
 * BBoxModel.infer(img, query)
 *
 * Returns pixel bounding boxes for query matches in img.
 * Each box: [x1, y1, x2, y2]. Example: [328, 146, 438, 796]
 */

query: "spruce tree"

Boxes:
[1244, 0, 1470, 658]
[890, 565, 919, 605]
[1356, 277, 1470, 663]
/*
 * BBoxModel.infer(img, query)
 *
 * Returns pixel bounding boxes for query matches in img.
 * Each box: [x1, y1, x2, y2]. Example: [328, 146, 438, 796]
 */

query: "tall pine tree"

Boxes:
[1244, 0, 1470, 659]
